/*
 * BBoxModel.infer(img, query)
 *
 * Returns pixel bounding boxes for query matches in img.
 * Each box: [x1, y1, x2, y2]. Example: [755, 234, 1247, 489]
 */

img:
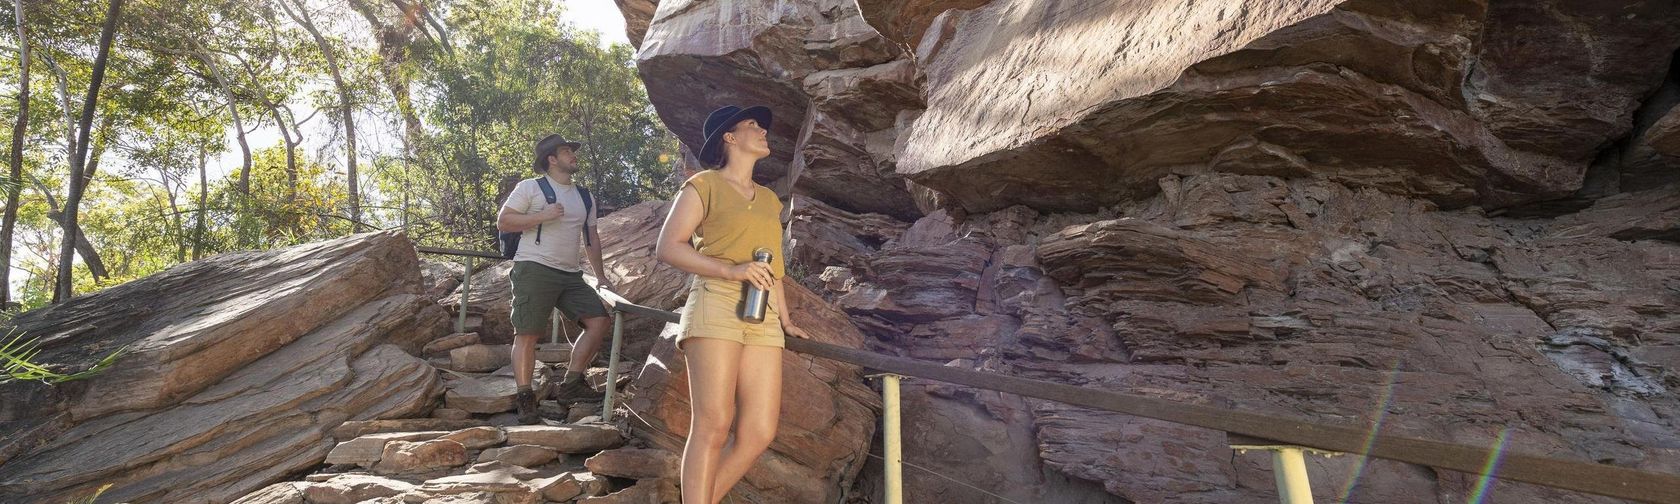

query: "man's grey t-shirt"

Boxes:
[502, 177, 596, 272]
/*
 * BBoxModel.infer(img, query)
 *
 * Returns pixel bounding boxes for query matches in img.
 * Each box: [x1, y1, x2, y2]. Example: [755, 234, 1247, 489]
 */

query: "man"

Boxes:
[496, 133, 615, 424]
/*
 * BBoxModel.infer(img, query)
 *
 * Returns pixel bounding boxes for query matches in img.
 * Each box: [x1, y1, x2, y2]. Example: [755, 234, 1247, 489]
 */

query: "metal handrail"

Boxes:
[417, 246, 505, 260]
[416, 246, 1680, 503]
[598, 294, 1680, 504]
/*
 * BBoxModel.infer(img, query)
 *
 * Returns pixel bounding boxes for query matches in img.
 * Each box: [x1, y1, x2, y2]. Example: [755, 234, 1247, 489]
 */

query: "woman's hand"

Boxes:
[725, 261, 775, 291]
[783, 322, 811, 339]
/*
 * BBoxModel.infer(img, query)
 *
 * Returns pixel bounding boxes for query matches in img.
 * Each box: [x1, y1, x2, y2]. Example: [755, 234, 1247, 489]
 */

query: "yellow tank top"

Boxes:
[684, 170, 786, 278]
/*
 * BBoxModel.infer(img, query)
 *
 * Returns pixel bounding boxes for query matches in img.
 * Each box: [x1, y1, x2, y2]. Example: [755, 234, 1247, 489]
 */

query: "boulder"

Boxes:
[465, 461, 550, 480]
[635, 0, 922, 217]
[478, 445, 558, 468]
[407, 469, 540, 503]
[0, 232, 446, 503]
[326, 431, 450, 466]
[440, 427, 507, 450]
[583, 448, 679, 480]
[334, 420, 482, 440]
[503, 425, 626, 454]
[301, 474, 416, 504]
[232, 483, 306, 504]
[624, 280, 879, 503]
[450, 344, 512, 373]
[424, 332, 482, 356]
[578, 478, 678, 504]
[374, 439, 469, 475]
[533, 472, 609, 501]
[445, 375, 519, 414]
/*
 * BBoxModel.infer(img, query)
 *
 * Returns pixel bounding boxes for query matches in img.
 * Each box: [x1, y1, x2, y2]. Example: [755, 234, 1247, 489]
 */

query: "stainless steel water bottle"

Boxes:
[739, 247, 773, 323]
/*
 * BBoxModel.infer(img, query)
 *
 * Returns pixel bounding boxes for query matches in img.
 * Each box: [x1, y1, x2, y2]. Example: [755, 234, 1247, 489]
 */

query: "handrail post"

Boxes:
[550, 308, 561, 345]
[455, 257, 473, 334]
[881, 374, 904, 504]
[1232, 436, 1320, 504]
[602, 310, 625, 421]
[1272, 448, 1313, 504]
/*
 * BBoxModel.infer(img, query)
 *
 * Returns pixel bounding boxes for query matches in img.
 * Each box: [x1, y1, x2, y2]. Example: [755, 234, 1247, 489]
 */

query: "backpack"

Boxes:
[499, 177, 594, 259]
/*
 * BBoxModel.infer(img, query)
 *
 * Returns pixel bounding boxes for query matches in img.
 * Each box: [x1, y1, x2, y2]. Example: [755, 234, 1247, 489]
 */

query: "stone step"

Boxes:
[324, 431, 450, 466]
[535, 343, 572, 363]
[333, 419, 488, 440]
[423, 332, 481, 356]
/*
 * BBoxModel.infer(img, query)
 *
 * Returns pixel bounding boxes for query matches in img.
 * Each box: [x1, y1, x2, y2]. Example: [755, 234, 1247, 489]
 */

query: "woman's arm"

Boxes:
[656, 185, 774, 289]
[772, 278, 809, 339]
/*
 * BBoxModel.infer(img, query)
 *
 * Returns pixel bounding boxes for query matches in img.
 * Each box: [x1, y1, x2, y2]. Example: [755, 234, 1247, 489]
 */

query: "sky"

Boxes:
[565, 0, 633, 47]
[210, 0, 633, 179]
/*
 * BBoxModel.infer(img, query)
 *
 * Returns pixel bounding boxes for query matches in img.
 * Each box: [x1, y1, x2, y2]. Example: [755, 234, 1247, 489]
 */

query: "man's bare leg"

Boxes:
[512, 332, 543, 424]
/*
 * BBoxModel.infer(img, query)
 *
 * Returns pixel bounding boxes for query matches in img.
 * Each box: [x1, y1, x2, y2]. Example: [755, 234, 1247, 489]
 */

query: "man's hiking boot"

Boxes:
[515, 389, 540, 425]
[552, 371, 597, 401]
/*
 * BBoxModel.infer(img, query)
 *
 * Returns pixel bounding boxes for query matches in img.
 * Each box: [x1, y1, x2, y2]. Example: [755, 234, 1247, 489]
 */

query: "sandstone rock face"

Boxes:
[626, 0, 1680, 500]
[623, 281, 880, 503]
[0, 231, 446, 503]
[882, 1, 1680, 213]
[841, 174, 1680, 502]
[787, 195, 909, 283]
[634, 0, 921, 219]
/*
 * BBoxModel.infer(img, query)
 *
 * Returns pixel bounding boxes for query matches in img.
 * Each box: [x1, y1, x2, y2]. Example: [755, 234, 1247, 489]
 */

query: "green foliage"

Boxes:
[1, 0, 675, 303]
[0, 330, 126, 384]
[381, 0, 674, 250]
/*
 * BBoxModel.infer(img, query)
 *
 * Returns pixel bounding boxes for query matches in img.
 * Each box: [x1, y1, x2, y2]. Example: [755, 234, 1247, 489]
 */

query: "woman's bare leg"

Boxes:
[680, 338, 743, 504]
[709, 345, 783, 503]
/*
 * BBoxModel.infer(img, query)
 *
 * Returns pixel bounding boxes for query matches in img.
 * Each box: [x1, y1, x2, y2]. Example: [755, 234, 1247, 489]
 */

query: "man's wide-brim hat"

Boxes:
[697, 105, 772, 166]
[532, 134, 583, 173]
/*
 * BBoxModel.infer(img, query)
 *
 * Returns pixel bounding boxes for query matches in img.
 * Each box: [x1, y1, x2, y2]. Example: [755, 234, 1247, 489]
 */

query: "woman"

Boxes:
[655, 105, 811, 504]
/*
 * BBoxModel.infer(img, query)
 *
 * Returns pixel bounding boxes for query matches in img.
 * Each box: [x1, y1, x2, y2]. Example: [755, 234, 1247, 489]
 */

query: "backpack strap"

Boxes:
[535, 177, 558, 244]
[577, 186, 594, 247]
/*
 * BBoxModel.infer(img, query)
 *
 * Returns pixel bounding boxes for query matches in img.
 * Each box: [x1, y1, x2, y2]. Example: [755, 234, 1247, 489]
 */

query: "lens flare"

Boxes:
[1467, 427, 1513, 504]
[1338, 363, 1401, 502]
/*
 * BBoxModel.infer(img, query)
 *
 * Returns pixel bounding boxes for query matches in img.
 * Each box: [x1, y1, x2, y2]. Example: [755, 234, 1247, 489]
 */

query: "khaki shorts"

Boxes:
[510, 261, 608, 334]
[677, 276, 785, 348]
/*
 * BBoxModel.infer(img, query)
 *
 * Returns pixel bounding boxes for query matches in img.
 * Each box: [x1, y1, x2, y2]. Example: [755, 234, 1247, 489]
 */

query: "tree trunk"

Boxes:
[6, 0, 32, 308]
[281, 0, 360, 229]
[38, 51, 76, 179]
[347, 0, 421, 231]
[193, 147, 207, 261]
[267, 104, 297, 200]
[54, 0, 122, 303]
[66, 117, 111, 281]
[27, 172, 103, 285]
[159, 165, 185, 262]
[193, 46, 252, 195]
